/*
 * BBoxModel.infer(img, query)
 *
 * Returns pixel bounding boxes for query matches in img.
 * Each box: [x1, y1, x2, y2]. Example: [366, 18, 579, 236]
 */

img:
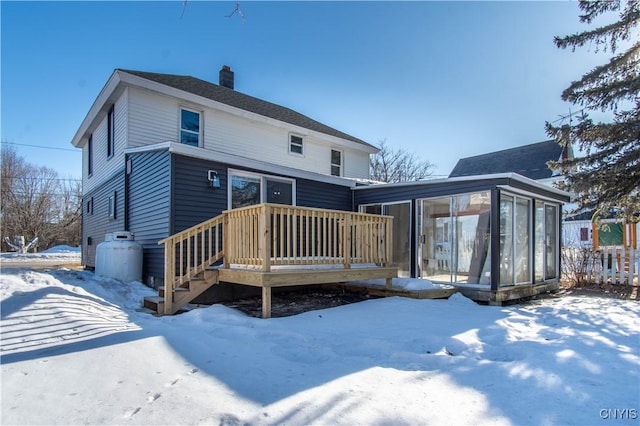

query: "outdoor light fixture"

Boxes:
[208, 170, 221, 189]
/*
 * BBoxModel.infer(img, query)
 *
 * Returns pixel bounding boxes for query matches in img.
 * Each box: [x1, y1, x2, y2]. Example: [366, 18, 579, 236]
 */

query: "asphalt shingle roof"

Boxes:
[449, 140, 563, 180]
[118, 69, 372, 148]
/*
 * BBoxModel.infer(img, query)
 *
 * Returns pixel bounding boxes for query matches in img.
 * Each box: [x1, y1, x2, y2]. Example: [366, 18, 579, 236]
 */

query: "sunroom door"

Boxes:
[361, 202, 411, 278]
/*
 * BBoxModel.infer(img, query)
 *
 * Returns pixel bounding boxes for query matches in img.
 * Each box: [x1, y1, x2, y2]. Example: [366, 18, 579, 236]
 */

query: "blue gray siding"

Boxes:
[82, 170, 126, 267]
[172, 155, 354, 233]
[296, 178, 352, 211]
[173, 156, 229, 233]
[127, 150, 172, 281]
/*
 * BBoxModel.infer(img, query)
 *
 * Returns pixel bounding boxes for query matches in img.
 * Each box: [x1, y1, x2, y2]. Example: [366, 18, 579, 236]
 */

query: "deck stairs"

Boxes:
[143, 268, 220, 315]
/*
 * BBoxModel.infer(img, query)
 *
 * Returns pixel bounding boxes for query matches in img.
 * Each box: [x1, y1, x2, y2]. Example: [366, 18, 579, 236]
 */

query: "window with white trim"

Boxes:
[107, 105, 115, 158]
[108, 192, 116, 219]
[180, 108, 201, 147]
[229, 170, 295, 209]
[289, 134, 304, 155]
[87, 134, 93, 177]
[331, 149, 342, 176]
[86, 197, 94, 215]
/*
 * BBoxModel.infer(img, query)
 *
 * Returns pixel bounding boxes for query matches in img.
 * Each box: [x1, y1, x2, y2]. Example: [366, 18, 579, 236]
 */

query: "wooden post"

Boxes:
[223, 214, 230, 269]
[344, 215, 351, 269]
[260, 204, 272, 272]
[385, 277, 393, 289]
[164, 240, 174, 315]
[262, 286, 272, 319]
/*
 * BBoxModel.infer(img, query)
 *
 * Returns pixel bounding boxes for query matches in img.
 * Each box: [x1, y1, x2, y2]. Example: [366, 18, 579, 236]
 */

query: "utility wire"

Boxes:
[3, 176, 81, 182]
[1, 142, 79, 153]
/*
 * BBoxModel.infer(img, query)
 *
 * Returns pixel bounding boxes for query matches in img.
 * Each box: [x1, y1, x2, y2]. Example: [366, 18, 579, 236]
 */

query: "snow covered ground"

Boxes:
[0, 245, 81, 267]
[1, 250, 639, 425]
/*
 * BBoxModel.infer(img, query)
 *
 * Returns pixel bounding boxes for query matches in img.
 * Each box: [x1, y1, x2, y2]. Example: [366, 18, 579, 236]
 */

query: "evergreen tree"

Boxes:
[546, 0, 639, 220]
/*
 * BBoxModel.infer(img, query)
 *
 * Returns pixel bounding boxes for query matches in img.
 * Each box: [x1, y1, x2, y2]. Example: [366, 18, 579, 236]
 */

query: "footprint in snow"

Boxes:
[123, 407, 141, 418]
[165, 378, 179, 387]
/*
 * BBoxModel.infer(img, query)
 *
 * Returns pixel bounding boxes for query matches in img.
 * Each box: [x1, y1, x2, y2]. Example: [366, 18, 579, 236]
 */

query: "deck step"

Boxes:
[143, 296, 165, 314]
[158, 286, 191, 297]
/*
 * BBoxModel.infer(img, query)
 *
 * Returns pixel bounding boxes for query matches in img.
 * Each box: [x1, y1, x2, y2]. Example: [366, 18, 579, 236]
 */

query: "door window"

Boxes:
[229, 170, 294, 209]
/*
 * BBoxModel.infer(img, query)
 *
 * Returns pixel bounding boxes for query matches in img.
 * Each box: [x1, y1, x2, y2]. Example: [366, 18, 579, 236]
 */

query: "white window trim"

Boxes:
[108, 192, 116, 219]
[288, 133, 305, 157]
[228, 169, 296, 209]
[179, 106, 203, 147]
[107, 105, 115, 159]
[331, 148, 343, 177]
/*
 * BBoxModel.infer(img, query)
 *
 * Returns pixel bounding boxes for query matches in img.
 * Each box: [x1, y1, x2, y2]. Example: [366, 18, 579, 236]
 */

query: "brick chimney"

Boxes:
[219, 65, 234, 89]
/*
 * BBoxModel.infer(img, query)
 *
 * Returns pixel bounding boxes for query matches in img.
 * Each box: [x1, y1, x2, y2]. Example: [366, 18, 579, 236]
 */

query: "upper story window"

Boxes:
[331, 149, 342, 177]
[107, 105, 115, 158]
[289, 134, 304, 155]
[87, 134, 93, 177]
[180, 108, 201, 147]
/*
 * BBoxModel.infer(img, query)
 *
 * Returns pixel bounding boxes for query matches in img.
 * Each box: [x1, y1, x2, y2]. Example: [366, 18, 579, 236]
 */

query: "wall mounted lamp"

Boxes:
[208, 170, 221, 189]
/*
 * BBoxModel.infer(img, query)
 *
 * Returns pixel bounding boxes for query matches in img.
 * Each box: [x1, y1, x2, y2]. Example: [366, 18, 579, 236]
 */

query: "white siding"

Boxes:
[125, 86, 372, 180]
[83, 90, 128, 194]
[128, 87, 177, 147]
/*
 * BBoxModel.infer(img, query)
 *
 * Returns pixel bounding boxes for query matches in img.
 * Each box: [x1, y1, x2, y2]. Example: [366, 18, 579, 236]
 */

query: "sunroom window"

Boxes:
[418, 192, 491, 285]
[180, 108, 201, 147]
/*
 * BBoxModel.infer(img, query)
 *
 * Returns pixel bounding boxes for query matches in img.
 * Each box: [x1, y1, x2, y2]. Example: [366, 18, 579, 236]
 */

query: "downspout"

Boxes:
[124, 154, 130, 231]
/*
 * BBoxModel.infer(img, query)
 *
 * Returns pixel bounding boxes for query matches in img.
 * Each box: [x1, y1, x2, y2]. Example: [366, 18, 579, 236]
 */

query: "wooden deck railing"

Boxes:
[225, 203, 393, 271]
[158, 214, 226, 313]
[159, 204, 394, 313]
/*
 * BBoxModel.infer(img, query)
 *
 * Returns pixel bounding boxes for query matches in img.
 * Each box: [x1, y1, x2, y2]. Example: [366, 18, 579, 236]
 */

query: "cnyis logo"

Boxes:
[599, 409, 638, 420]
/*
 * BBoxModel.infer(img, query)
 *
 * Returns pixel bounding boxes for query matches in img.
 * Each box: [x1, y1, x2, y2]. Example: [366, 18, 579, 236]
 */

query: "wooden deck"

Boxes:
[145, 203, 397, 318]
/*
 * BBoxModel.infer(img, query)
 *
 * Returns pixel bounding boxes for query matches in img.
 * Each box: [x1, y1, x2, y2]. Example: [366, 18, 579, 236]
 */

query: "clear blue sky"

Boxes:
[2, 1, 608, 180]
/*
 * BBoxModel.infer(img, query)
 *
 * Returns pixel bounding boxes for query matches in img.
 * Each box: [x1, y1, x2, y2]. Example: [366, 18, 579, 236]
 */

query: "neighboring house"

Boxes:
[449, 139, 572, 183]
[72, 67, 569, 308]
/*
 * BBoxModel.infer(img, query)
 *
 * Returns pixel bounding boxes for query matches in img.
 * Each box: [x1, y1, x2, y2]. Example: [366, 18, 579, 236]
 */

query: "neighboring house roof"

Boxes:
[118, 69, 373, 149]
[449, 140, 568, 180]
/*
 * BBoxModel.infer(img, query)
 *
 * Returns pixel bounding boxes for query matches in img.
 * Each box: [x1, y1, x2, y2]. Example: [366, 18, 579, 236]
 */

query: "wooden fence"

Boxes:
[563, 246, 639, 285]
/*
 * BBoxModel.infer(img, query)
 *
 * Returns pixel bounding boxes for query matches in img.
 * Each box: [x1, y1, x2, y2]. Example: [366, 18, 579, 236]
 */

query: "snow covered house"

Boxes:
[71, 67, 569, 315]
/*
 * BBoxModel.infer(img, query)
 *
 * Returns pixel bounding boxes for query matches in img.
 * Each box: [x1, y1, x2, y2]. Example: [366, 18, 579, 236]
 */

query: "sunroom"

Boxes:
[354, 173, 570, 303]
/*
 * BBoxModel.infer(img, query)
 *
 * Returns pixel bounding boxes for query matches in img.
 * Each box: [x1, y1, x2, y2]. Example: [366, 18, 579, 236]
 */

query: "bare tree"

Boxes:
[370, 139, 434, 183]
[1, 144, 81, 251]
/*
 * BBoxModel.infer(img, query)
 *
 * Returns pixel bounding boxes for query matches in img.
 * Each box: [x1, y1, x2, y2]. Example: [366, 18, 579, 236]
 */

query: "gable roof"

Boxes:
[118, 69, 373, 149]
[449, 140, 566, 180]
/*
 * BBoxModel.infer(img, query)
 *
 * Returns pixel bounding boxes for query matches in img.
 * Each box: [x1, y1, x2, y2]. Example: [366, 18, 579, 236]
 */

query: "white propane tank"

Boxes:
[95, 231, 143, 282]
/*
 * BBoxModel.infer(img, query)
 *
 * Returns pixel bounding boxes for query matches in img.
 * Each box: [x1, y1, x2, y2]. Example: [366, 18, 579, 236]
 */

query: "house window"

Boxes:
[107, 105, 115, 158]
[86, 197, 93, 215]
[580, 227, 589, 242]
[180, 108, 201, 147]
[229, 170, 295, 209]
[289, 134, 304, 155]
[331, 149, 342, 176]
[87, 134, 93, 177]
[108, 192, 116, 219]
